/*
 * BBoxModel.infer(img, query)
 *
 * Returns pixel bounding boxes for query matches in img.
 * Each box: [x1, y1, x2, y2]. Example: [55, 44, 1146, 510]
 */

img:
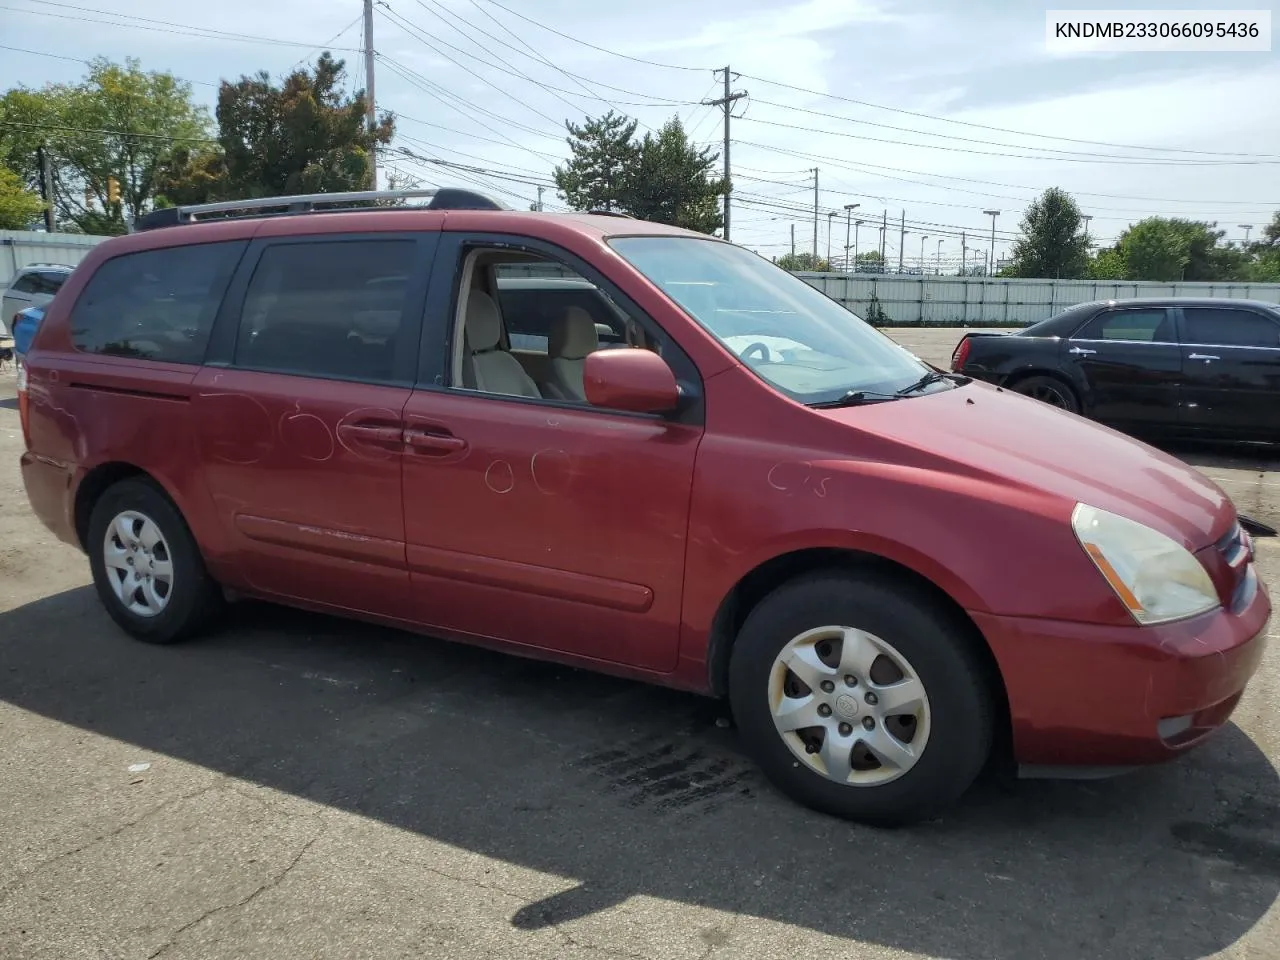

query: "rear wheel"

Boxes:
[87, 478, 222, 644]
[1010, 375, 1079, 413]
[728, 572, 994, 826]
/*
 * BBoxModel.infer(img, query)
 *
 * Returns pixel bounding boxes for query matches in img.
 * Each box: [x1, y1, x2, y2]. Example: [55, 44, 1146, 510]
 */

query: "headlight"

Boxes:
[1071, 504, 1220, 625]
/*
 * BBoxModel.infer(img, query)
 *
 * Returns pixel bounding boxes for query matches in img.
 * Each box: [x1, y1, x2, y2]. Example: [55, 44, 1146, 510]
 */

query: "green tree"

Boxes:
[0, 166, 45, 228]
[2, 58, 211, 234]
[622, 117, 725, 234]
[1117, 218, 1189, 281]
[776, 252, 830, 271]
[1006, 187, 1089, 279]
[553, 111, 639, 213]
[1087, 245, 1127, 280]
[161, 53, 392, 205]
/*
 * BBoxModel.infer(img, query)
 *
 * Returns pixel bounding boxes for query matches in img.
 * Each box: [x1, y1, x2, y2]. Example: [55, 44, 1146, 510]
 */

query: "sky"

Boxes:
[2, 0, 1279, 269]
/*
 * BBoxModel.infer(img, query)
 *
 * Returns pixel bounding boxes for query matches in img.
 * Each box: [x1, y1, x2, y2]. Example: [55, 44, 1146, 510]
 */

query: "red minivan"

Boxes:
[17, 189, 1270, 826]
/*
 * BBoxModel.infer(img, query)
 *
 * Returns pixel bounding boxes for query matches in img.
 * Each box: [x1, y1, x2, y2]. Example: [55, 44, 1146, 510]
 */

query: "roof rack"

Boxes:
[132, 187, 510, 232]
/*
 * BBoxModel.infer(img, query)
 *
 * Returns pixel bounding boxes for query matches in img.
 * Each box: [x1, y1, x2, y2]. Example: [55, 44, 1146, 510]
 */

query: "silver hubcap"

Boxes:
[769, 626, 932, 786]
[102, 510, 174, 618]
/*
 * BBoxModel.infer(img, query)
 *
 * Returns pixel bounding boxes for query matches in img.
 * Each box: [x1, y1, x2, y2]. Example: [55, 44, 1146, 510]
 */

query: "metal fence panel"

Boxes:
[796, 272, 1280, 325]
[1, 231, 108, 286]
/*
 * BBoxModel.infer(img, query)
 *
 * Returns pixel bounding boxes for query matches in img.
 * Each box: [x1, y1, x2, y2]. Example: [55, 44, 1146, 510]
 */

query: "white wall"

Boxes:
[1, 231, 108, 286]
[796, 272, 1280, 325]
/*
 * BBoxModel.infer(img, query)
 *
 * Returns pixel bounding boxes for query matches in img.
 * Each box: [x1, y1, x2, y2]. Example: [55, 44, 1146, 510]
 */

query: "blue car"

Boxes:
[12, 304, 43, 363]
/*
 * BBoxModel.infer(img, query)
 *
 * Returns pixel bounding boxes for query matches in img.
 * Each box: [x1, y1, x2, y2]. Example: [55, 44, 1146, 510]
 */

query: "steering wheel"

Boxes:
[739, 341, 772, 363]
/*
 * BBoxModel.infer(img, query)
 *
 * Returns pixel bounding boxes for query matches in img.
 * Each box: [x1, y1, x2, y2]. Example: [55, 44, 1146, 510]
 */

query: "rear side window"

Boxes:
[232, 239, 417, 383]
[1182, 307, 1280, 348]
[1074, 308, 1170, 343]
[70, 242, 246, 363]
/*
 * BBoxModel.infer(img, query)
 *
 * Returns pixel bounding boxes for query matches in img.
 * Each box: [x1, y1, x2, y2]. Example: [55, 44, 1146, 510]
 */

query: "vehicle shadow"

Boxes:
[1161, 439, 1280, 530]
[1, 587, 1278, 960]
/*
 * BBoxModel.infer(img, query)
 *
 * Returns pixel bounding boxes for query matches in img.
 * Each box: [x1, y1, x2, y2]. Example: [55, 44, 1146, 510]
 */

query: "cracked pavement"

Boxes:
[3, 330, 1280, 960]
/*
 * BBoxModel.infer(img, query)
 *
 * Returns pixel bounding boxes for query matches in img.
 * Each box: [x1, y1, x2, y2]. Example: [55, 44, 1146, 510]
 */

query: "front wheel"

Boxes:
[728, 572, 994, 826]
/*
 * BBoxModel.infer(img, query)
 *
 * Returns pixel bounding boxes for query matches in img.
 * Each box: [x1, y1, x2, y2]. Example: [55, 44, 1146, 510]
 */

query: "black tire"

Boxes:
[728, 572, 994, 827]
[86, 477, 222, 644]
[1010, 375, 1080, 414]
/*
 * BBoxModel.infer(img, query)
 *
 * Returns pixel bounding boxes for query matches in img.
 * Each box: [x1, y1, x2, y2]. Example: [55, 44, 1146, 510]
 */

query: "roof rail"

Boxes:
[132, 187, 509, 232]
[584, 209, 636, 219]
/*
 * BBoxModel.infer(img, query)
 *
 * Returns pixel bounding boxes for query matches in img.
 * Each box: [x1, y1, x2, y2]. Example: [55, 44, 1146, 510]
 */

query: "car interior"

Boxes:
[453, 250, 656, 403]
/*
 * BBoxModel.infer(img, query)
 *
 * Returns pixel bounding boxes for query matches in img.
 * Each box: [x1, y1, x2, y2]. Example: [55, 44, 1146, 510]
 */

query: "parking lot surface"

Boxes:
[2, 328, 1279, 960]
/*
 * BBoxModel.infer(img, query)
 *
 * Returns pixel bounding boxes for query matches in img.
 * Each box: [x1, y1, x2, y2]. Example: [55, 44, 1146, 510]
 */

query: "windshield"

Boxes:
[609, 236, 939, 404]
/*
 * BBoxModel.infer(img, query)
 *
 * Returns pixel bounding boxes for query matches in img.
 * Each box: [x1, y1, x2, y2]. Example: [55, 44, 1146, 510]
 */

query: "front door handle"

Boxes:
[340, 423, 404, 444]
[1068, 346, 1096, 355]
[1188, 353, 1219, 361]
[404, 427, 467, 454]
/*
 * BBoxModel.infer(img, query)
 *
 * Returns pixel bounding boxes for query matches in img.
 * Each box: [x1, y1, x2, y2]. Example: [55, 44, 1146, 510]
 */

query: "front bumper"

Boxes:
[973, 573, 1270, 769]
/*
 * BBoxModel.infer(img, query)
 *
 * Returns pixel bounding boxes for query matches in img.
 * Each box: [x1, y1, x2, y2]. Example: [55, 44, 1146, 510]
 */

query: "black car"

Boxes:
[951, 297, 1280, 442]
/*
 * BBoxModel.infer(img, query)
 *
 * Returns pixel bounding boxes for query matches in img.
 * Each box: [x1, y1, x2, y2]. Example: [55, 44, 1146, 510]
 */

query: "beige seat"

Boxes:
[543, 306, 600, 401]
[466, 290, 541, 398]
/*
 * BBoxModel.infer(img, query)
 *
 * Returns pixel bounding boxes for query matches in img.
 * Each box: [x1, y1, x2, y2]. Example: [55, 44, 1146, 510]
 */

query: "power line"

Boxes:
[288, 13, 366, 72]
[738, 72, 1280, 159]
[746, 97, 1280, 163]
[470, 0, 705, 72]
[739, 115, 1280, 166]
[0, 119, 217, 143]
[2, 1, 363, 51]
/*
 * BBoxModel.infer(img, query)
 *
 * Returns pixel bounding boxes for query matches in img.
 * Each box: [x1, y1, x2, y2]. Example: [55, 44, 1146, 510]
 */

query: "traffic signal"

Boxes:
[107, 176, 120, 205]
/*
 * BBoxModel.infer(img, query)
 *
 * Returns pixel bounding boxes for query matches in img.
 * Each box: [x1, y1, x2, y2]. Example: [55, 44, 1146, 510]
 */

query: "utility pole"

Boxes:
[701, 67, 746, 241]
[826, 211, 836, 266]
[790, 222, 795, 256]
[535, 185, 544, 211]
[983, 210, 1000, 274]
[879, 209, 887, 262]
[36, 143, 55, 232]
[811, 168, 819, 262]
[364, 0, 377, 189]
[1081, 214, 1092, 239]
[897, 209, 906, 273]
[1240, 223, 1254, 244]
[961, 231, 966, 275]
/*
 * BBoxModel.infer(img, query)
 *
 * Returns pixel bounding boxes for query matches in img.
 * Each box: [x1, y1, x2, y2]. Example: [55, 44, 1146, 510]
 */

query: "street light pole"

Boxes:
[919, 234, 929, 273]
[935, 238, 943, 274]
[853, 220, 863, 269]
[1240, 223, 1255, 244]
[843, 202, 860, 271]
[983, 210, 1000, 273]
[826, 211, 837, 266]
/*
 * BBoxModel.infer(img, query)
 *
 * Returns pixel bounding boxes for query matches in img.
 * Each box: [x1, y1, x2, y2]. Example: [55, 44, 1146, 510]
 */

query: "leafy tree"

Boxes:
[161, 53, 392, 205]
[1006, 187, 1089, 279]
[855, 250, 884, 263]
[1087, 245, 1127, 280]
[776, 252, 829, 271]
[553, 111, 638, 213]
[2, 58, 210, 234]
[1117, 218, 1189, 281]
[623, 118, 725, 234]
[0, 166, 45, 228]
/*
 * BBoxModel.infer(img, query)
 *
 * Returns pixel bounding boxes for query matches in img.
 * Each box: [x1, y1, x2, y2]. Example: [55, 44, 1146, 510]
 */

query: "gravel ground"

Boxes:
[1, 330, 1278, 960]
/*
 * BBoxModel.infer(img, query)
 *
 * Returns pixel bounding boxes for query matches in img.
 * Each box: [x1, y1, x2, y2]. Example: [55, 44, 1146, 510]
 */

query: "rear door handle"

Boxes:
[1068, 346, 1096, 356]
[1188, 353, 1219, 361]
[404, 427, 467, 454]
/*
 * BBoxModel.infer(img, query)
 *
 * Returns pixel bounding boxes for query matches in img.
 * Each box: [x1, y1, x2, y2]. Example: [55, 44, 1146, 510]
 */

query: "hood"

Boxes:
[819, 380, 1235, 551]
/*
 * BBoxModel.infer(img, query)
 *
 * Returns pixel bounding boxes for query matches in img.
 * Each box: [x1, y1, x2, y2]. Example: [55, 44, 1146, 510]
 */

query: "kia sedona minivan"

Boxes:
[18, 188, 1270, 826]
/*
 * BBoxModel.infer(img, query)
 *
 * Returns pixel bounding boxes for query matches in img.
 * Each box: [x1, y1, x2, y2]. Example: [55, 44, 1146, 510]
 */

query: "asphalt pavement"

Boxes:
[1, 329, 1278, 960]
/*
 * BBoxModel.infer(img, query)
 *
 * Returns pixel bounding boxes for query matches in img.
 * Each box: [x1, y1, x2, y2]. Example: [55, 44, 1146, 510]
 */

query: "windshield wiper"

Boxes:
[895, 369, 950, 397]
[808, 390, 901, 409]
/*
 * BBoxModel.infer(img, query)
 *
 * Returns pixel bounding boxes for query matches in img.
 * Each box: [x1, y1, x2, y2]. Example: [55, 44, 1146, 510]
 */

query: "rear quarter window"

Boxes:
[69, 241, 246, 364]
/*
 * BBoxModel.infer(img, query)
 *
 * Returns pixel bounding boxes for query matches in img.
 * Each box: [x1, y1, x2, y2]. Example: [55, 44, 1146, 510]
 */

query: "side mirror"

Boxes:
[583, 348, 680, 414]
